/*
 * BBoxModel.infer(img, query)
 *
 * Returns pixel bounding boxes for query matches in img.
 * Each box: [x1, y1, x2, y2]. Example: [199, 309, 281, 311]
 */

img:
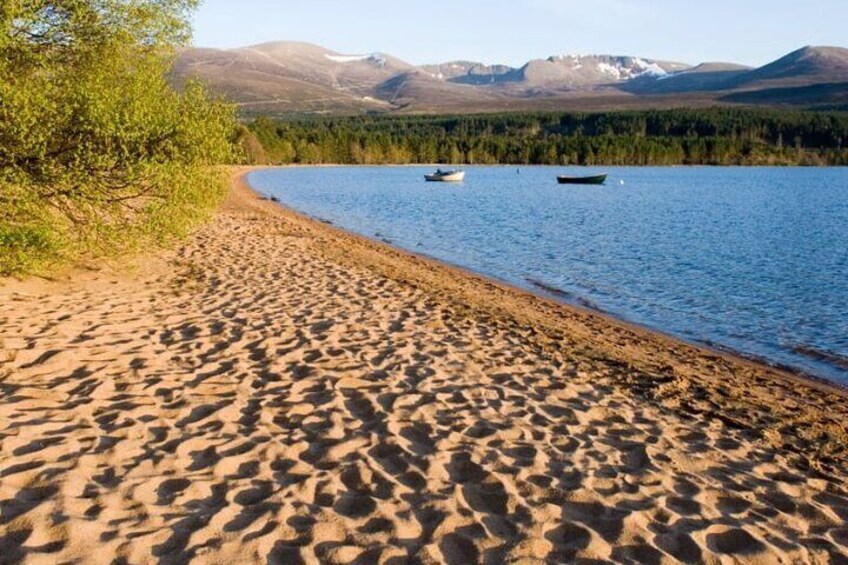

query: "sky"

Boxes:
[191, 0, 847, 67]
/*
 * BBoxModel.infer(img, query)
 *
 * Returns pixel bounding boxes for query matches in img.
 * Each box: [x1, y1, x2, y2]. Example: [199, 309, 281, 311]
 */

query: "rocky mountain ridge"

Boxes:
[171, 43, 848, 113]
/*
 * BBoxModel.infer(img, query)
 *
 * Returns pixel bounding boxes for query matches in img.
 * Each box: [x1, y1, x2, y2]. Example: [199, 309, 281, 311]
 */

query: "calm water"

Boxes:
[249, 166, 848, 385]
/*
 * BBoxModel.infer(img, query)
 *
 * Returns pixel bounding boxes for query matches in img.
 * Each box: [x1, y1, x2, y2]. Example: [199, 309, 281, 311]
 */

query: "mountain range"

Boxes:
[171, 42, 848, 114]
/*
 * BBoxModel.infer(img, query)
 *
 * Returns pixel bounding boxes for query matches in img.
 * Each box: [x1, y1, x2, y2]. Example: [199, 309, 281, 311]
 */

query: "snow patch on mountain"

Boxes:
[632, 59, 669, 77]
[325, 53, 387, 67]
[656, 69, 689, 81]
[597, 58, 668, 80]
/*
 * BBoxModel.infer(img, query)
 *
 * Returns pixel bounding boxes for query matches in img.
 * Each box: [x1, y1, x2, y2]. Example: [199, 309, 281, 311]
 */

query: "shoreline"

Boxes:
[250, 162, 848, 169]
[1, 167, 846, 563]
[244, 167, 848, 398]
[237, 167, 848, 470]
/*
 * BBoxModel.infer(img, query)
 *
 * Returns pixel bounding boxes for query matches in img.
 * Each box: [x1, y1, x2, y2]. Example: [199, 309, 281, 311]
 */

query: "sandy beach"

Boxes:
[1, 168, 847, 564]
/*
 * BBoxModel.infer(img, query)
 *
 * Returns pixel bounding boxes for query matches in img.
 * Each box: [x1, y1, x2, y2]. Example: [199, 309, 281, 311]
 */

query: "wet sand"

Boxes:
[1, 168, 847, 563]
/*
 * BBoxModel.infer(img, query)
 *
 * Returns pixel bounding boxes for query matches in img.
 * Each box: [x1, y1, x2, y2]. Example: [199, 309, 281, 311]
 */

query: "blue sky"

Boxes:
[191, 0, 846, 67]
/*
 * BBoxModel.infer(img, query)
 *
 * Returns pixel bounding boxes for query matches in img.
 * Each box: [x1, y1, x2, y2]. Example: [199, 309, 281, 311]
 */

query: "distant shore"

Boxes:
[0, 167, 846, 562]
[246, 110, 848, 167]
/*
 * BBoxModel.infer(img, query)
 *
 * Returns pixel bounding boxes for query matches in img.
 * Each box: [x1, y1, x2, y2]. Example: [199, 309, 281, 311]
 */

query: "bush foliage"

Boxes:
[1, 1, 236, 275]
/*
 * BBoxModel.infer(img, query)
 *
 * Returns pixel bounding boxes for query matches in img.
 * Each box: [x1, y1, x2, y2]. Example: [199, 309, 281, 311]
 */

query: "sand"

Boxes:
[1, 168, 847, 564]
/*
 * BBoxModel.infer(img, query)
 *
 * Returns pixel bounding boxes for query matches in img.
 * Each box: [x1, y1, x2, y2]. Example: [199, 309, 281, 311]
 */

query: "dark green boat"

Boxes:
[557, 173, 608, 185]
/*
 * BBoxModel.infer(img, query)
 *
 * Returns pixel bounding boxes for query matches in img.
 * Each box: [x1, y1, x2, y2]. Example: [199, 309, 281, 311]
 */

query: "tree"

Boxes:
[1, 0, 236, 274]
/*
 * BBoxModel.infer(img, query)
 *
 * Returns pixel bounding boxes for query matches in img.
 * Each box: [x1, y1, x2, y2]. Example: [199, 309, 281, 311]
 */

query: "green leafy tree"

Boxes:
[1, 0, 236, 275]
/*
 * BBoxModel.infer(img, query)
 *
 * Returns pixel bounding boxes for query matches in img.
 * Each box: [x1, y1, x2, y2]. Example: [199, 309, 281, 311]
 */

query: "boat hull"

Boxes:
[425, 171, 466, 182]
[557, 173, 608, 185]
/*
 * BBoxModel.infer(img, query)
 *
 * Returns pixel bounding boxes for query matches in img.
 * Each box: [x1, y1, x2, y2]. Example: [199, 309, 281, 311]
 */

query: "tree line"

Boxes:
[247, 109, 848, 167]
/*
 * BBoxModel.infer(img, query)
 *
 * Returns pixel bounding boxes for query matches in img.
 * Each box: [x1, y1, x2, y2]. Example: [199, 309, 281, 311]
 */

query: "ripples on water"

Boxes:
[249, 166, 848, 385]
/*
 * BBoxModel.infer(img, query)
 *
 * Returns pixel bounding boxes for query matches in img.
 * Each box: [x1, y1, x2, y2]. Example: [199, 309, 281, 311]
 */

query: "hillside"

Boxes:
[173, 43, 848, 114]
[729, 46, 848, 89]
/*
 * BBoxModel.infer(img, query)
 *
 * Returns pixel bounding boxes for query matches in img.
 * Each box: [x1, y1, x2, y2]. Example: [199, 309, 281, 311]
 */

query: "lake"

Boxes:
[248, 166, 848, 385]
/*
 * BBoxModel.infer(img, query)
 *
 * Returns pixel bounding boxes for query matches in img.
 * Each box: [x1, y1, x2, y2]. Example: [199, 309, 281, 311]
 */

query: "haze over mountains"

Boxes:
[172, 42, 848, 114]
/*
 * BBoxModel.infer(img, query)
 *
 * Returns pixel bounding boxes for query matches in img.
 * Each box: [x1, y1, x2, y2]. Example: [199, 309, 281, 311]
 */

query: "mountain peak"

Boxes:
[767, 45, 848, 66]
[730, 45, 848, 88]
[241, 40, 331, 54]
[796, 45, 848, 57]
[173, 42, 848, 114]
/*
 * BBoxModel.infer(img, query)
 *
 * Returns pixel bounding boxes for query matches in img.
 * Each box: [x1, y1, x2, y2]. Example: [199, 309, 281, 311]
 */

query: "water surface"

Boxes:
[249, 166, 848, 385]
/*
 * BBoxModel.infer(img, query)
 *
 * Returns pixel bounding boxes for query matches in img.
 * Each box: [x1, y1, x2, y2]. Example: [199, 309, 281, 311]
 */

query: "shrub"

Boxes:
[0, 1, 237, 275]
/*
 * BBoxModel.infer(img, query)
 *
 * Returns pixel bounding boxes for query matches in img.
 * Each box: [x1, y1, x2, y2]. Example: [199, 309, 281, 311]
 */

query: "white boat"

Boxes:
[424, 169, 466, 182]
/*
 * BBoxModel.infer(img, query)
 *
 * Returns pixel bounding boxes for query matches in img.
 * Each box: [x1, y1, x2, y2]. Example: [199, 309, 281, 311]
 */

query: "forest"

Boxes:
[247, 109, 848, 167]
